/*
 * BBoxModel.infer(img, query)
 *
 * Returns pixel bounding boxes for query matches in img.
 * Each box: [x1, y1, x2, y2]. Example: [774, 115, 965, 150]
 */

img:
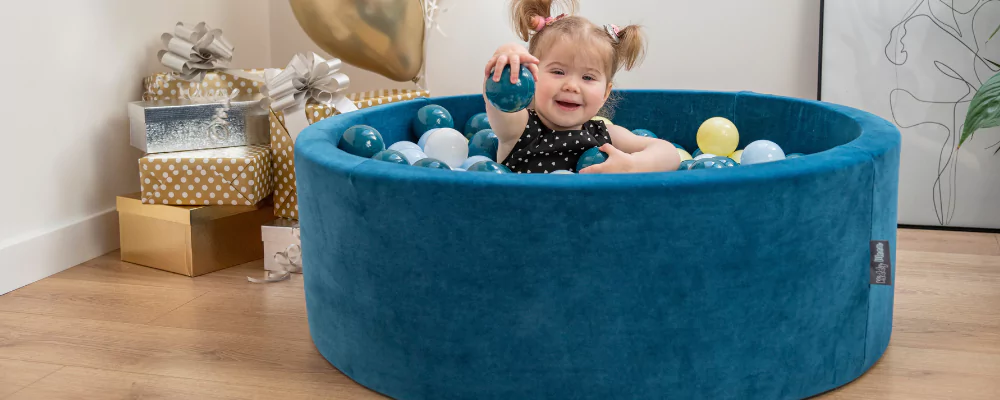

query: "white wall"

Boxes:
[268, 0, 821, 98]
[0, 0, 271, 295]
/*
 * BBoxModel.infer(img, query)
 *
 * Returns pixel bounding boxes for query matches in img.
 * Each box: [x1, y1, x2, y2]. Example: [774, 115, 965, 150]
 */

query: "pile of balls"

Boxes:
[666, 116, 802, 171]
[337, 104, 513, 173]
[336, 101, 804, 174]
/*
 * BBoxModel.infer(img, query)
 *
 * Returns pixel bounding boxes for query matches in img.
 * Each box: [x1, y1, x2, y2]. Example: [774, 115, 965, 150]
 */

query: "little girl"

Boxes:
[484, 0, 680, 174]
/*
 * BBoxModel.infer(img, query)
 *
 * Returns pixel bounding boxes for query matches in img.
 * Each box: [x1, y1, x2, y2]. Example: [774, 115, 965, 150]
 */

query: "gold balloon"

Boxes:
[288, 0, 425, 82]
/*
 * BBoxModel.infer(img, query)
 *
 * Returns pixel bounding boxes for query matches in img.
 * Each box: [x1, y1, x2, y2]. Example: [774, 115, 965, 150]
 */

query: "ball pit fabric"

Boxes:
[293, 90, 900, 400]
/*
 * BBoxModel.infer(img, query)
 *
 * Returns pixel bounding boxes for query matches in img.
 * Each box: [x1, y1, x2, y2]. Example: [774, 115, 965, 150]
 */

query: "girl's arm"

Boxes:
[483, 42, 539, 144]
[579, 125, 680, 173]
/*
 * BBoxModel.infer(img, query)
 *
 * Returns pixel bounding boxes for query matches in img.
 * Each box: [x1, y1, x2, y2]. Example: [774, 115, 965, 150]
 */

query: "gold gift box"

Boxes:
[139, 145, 273, 206]
[117, 193, 275, 277]
[143, 70, 268, 102]
[270, 89, 429, 219]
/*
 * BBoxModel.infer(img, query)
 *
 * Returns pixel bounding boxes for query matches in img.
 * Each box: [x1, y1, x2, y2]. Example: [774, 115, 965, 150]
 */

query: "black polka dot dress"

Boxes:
[500, 109, 613, 173]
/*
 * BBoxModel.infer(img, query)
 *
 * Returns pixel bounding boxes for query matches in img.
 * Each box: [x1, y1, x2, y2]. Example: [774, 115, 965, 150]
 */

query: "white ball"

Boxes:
[741, 140, 786, 165]
[461, 155, 493, 169]
[418, 128, 441, 149]
[397, 148, 428, 164]
[452, 167, 466, 171]
[551, 170, 574, 175]
[423, 128, 469, 168]
[389, 141, 422, 153]
[693, 153, 717, 160]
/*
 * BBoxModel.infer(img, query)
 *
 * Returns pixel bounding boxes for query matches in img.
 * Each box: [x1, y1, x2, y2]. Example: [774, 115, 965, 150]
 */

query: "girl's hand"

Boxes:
[485, 42, 540, 84]
[579, 144, 638, 174]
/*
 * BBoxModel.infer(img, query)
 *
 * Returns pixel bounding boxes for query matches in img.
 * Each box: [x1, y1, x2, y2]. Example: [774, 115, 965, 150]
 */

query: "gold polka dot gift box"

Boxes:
[139, 145, 274, 206]
[269, 89, 429, 220]
[142, 69, 268, 102]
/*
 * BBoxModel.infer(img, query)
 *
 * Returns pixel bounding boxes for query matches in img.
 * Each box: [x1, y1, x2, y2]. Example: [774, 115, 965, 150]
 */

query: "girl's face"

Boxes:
[532, 38, 612, 131]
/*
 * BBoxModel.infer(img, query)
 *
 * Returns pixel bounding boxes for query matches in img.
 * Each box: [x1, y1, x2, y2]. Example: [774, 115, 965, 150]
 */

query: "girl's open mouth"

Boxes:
[556, 100, 581, 111]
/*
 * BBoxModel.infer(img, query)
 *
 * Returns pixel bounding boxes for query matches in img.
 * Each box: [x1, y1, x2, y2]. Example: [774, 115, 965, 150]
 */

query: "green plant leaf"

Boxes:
[960, 70, 1000, 148]
[991, 23, 1000, 41]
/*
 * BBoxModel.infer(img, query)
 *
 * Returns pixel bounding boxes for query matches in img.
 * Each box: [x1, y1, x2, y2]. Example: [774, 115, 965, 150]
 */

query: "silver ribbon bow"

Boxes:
[261, 53, 359, 143]
[248, 227, 302, 284]
[158, 22, 234, 82]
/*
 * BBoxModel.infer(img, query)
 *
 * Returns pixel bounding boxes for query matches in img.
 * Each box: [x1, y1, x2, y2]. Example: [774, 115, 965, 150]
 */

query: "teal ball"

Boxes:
[413, 105, 454, 138]
[677, 160, 695, 170]
[371, 149, 408, 165]
[690, 158, 727, 170]
[484, 64, 535, 113]
[464, 113, 491, 139]
[692, 149, 703, 158]
[468, 129, 499, 160]
[633, 129, 658, 138]
[672, 142, 687, 152]
[413, 157, 453, 170]
[576, 147, 608, 171]
[338, 125, 385, 158]
[467, 160, 512, 173]
[715, 156, 739, 167]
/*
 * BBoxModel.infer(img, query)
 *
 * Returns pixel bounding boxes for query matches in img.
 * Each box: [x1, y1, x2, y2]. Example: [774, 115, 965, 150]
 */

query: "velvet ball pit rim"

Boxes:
[292, 89, 901, 399]
[294, 90, 899, 191]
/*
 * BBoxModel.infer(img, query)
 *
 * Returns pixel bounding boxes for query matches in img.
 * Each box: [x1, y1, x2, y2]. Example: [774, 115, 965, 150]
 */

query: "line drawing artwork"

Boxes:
[885, 0, 999, 226]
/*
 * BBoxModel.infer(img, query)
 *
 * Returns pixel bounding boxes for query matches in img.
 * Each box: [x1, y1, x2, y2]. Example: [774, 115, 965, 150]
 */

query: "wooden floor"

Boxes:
[0, 228, 998, 399]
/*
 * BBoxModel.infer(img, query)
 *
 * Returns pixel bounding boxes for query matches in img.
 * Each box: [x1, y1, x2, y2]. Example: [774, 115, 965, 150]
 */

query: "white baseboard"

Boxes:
[0, 209, 120, 295]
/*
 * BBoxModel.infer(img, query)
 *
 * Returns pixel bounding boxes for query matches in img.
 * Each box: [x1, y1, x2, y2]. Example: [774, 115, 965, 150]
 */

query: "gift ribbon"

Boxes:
[154, 21, 267, 90]
[248, 227, 303, 284]
[261, 53, 359, 143]
[157, 22, 234, 82]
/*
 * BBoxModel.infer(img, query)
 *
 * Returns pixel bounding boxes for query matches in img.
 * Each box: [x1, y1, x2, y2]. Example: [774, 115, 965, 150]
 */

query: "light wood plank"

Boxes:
[50, 252, 304, 297]
[0, 359, 63, 399]
[821, 346, 1000, 399]
[146, 291, 311, 342]
[0, 278, 206, 324]
[7, 366, 384, 400]
[0, 312, 367, 395]
[897, 228, 1000, 256]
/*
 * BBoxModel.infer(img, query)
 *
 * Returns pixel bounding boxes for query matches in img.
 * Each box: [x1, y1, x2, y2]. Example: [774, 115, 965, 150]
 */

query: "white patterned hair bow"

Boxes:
[261, 53, 359, 143]
[157, 22, 235, 82]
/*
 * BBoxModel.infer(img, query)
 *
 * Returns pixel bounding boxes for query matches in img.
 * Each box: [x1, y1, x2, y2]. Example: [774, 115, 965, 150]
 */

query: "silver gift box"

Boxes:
[128, 94, 270, 154]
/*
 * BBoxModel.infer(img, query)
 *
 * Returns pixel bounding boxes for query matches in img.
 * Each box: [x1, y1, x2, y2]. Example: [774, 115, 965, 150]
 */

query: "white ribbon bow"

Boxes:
[157, 22, 235, 82]
[248, 227, 302, 284]
[262, 53, 359, 143]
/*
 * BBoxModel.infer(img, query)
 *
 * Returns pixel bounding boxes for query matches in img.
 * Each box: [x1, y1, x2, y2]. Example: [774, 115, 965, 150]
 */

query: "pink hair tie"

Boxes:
[605, 24, 622, 42]
[532, 13, 567, 33]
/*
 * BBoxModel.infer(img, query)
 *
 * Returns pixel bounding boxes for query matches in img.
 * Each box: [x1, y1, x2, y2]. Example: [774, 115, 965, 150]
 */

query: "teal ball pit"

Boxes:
[293, 90, 900, 400]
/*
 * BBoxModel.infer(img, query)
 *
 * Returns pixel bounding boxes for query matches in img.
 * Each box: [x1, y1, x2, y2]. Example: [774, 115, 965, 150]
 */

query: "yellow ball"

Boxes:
[677, 148, 692, 161]
[730, 150, 743, 163]
[591, 116, 613, 125]
[696, 117, 739, 157]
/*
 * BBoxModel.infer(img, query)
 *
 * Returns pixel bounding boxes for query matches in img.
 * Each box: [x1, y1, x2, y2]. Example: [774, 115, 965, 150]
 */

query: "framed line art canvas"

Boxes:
[820, 0, 1000, 229]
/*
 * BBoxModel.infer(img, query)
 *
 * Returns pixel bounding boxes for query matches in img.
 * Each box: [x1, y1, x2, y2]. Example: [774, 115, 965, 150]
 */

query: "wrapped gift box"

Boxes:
[270, 89, 429, 219]
[143, 70, 267, 102]
[261, 218, 302, 274]
[117, 192, 275, 277]
[139, 145, 273, 206]
[128, 93, 269, 154]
